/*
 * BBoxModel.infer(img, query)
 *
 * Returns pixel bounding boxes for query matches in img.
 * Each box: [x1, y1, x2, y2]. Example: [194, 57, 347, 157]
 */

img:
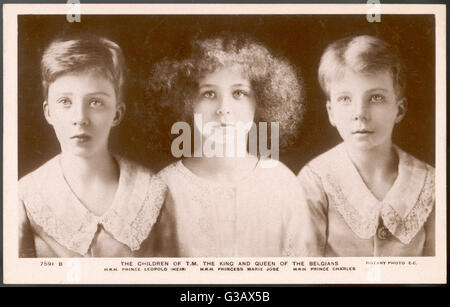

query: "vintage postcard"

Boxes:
[3, 2, 446, 284]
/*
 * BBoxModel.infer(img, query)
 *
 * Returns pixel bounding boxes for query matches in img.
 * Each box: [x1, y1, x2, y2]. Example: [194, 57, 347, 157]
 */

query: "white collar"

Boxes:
[19, 155, 166, 255]
[312, 143, 435, 244]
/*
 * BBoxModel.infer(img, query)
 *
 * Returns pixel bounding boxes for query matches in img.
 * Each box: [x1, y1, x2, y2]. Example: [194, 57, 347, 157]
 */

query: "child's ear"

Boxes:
[395, 98, 407, 124]
[112, 102, 126, 127]
[43, 101, 53, 125]
[326, 101, 336, 127]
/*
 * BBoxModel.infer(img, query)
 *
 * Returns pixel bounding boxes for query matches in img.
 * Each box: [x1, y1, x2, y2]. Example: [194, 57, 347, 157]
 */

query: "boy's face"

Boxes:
[193, 66, 256, 146]
[44, 70, 125, 158]
[326, 69, 406, 152]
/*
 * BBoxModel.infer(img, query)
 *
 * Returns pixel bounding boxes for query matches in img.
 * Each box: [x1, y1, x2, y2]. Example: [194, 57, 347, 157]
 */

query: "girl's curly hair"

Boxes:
[146, 32, 305, 150]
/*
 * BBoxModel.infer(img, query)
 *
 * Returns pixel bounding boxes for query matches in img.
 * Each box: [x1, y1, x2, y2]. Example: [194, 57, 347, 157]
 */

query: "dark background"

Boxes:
[18, 14, 435, 178]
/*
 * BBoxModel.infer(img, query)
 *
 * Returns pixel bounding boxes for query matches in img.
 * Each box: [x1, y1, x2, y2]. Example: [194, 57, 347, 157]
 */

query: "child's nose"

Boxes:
[216, 94, 232, 116]
[352, 99, 369, 121]
[72, 102, 89, 126]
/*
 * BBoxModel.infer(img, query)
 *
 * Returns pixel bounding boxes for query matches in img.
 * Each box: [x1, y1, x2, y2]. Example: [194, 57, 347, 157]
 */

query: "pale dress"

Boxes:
[148, 159, 306, 257]
[18, 155, 167, 257]
[297, 143, 435, 257]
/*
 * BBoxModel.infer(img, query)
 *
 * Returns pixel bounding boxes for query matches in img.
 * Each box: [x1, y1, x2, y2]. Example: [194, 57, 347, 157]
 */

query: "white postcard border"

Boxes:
[3, 3, 447, 285]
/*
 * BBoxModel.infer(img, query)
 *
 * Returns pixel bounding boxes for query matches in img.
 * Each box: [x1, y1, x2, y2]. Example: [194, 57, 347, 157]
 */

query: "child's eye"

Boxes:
[201, 91, 216, 99]
[337, 96, 351, 104]
[233, 89, 249, 99]
[89, 98, 104, 108]
[369, 94, 385, 103]
[57, 98, 72, 107]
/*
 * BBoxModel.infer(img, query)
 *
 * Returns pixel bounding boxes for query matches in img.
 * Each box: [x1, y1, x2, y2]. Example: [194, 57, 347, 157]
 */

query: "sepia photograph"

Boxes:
[3, 2, 446, 284]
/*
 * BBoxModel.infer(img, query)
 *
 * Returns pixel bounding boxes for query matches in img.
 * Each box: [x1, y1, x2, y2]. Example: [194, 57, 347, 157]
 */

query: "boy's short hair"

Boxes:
[318, 35, 405, 99]
[41, 34, 126, 102]
[148, 32, 305, 149]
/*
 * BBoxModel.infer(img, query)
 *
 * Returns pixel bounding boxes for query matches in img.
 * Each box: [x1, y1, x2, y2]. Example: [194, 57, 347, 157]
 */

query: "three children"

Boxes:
[19, 32, 435, 257]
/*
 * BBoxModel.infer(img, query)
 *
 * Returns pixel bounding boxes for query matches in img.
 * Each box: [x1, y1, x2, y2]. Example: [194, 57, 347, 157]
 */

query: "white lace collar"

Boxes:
[312, 143, 435, 244]
[19, 155, 166, 255]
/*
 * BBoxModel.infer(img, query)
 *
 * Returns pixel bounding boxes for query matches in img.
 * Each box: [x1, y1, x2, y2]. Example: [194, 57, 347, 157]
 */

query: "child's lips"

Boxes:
[352, 129, 374, 135]
[220, 122, 236, 127]
[71, 133, 91, 142]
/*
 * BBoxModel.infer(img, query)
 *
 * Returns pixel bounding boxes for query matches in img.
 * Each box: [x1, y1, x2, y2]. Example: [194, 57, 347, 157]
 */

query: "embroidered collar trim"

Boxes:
[19, 155, 166, 255]
[313, 144, 435, 244]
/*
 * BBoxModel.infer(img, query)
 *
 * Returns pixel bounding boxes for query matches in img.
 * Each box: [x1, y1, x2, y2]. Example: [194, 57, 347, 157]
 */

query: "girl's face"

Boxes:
[44, 70, 125, 158]
[326, 69, 406, 152]
[193, 66, 256, 145]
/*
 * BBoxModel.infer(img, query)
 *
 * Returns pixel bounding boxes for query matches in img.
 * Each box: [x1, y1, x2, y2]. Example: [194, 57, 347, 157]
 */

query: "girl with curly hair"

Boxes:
[146, 32, 307, 257]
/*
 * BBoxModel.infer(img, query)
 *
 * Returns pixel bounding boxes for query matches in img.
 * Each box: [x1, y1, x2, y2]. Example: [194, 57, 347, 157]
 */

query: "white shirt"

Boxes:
[149, 159, 305, 257]
[19, 155, 167, 257]
[297, 143, 435, 257]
